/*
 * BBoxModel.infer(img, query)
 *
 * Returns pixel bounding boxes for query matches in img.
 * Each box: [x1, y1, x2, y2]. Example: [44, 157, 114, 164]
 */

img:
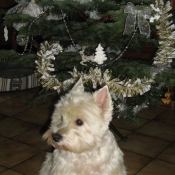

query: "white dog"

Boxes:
[39, 79, 127, 175]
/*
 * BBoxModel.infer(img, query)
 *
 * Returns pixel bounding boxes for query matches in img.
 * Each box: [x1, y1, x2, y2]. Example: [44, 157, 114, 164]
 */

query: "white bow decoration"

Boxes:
[123, 2, 151, 38]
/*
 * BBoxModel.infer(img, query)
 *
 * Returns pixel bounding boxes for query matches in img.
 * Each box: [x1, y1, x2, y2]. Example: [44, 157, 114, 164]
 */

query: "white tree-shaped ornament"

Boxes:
[94, 43, 107, 64]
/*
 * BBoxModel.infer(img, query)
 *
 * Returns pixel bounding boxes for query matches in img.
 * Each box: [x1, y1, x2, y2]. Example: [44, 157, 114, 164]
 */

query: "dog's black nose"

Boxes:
[52, 133, 63, 142]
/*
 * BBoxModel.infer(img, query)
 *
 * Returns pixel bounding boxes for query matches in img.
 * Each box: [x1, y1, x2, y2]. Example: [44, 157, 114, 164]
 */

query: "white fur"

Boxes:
[39, 79, 127, 175]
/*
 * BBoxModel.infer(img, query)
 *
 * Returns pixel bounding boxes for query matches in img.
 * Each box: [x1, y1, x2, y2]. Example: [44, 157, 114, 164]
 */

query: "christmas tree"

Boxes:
[1, 0, 175, 121]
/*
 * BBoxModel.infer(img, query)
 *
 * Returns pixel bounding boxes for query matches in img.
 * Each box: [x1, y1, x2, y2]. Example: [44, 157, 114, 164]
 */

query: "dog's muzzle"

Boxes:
[52, 133, 63, 142]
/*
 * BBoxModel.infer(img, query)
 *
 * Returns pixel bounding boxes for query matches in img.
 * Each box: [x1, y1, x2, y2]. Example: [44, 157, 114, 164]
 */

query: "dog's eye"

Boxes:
[76, 119, 83, 126]
[61, 116, 63, 121]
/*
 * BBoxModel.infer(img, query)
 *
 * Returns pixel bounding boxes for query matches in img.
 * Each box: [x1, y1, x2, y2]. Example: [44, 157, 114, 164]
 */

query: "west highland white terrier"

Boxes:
[39, 79, 127, 175]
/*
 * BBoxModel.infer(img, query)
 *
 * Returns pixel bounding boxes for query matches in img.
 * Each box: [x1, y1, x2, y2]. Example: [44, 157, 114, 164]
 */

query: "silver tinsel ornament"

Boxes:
[16, 35, 27, 46]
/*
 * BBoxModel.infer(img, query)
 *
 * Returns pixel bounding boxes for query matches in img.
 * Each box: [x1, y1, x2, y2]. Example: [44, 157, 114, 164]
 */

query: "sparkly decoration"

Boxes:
[61, 9, 79, 53]
[132, 103, 148, 115]
[150, 0, 175, 67]
[60, 7, 136, 66]
[54, 0, 103, 3]
[13, 23, 26, 31]
[123, 2, 151, 37]
[16, 35, 28, 46]
[111, 95, 148, 119]
[6, 0, 44, 31]
[65, 45, 81, 52]
[161, 88, 171, 104]
[46, 14, 60, 20]
[4, 26, 8, 41]
[70, 67, 153, 97]
[79, 44, 120, 65]
[94, 44, 107, 65]
[22, 0, 43, 17]
[36, 40, 153, 97]
[85, 10, 100, 20]
[79, 46, 95, 65]
[5, 1, 48, 56]
[6, 0, 30, 15]
[35, 41, 64, 92]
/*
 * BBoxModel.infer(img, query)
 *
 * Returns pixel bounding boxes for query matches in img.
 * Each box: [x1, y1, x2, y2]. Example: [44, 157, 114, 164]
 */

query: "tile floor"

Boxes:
[0, 87, 175, 175]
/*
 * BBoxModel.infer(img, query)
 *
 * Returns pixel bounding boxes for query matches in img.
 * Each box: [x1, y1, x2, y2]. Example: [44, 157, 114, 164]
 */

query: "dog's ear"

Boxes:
[93, 85, 113, 121]
[71, 78, 84, 93]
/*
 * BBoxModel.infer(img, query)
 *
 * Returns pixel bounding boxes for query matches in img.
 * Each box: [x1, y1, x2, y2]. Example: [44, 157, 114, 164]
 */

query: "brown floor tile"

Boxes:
[13, 108, 51, 125]
[118, 133, 170, 158]
[0, 88, 174, 174]
[0, 117, 36, 138]
[123, 150, 151, 175]
[136, 120, 175, 141]
[112, 117, 149, 132]
[0, 100, 29, 116]
[111, 128, 131, 141]
[0, 89, 33, 100]
[38, 101, 55, 111]
[157, 143, 175, 164]
[0, 97, 8, 102]
[12, 152, 46, 175]
[0, 169, 23, 175]
[136, 159, 175, 175]
[13, 126, 50, 150]
[0, 113, 7, 120]
[0, 140, 40, 168]
[0, 91, 21, 100]
[13, 92, 37, 104]
[0, 136, 8, 142]
[156, 110, 175, 126]
[0, 165, 7, 173]
[11, 88, 41, 104]
[136, 106, 166, 119]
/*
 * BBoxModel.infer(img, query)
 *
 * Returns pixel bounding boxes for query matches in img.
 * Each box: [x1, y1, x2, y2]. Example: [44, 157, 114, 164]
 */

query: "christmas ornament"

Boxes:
[65, 45, 81, 52]
[36, 41, 153, 97]
[54, 0, 104, 4]
[150, 0, 175, 68]
[79, 46, 95, 65]
[60, 4, 137, 66]
[16, 35, 28, 46]
[4, 26, 8, 41]
[6, 0, 30, 15]
[123, 2, 151, 37]
[85, 10, 100, 20]
[6, 0, 44, 31]
[79, 44, 108, 65]
[161, 88, 171, 104]
[22, 0, 43, 18]
[94, 44, 107, 65]
[35, 41, 64, 92]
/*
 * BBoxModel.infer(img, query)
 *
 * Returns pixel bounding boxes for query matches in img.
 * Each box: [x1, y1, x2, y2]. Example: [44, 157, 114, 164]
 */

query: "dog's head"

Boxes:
[43, 79, 113, 153]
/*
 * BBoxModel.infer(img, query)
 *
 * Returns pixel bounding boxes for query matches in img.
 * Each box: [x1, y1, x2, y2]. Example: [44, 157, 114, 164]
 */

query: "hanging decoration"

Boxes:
[36, 41, 153, 97]
[6, 0, 44, 31]
[79, 46, 95, 65]
[150, 0, 175, 67]
[85, 10, 100, 20]
[6, 0, 30, 15]
[53, 0, 105, 4]
[35, 41, 64, 91]
[79, 44, 107, 65]
[16, 35, 28, 46]
[123, 2, 151, 37]
[4, 0, 175, 117]
[4, 26, 8, 41]
[94, 44, 107, 65]
[161, 88, 171, 104]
